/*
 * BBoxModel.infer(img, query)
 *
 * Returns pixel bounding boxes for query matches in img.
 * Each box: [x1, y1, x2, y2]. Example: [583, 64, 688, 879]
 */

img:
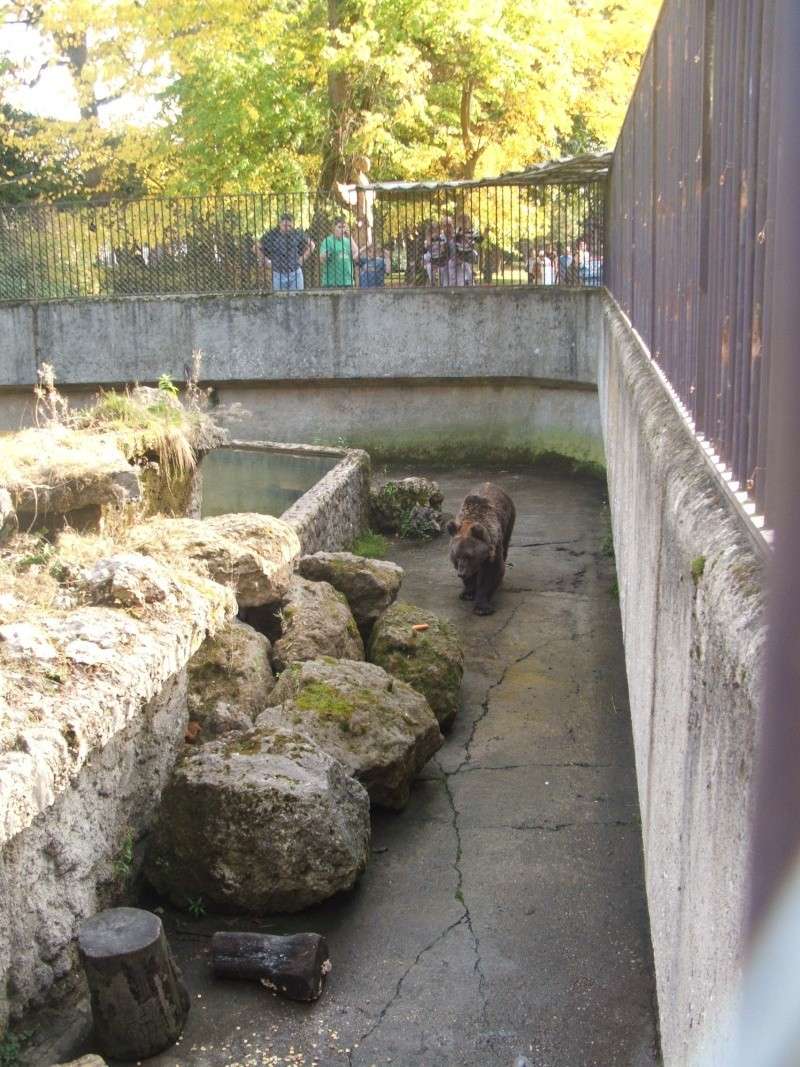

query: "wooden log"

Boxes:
[211, 931, 331, 1002]
[78, 908, 190, 1060]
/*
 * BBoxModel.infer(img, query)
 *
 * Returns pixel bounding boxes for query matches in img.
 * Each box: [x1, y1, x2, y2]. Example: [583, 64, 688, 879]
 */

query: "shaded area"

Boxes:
[129, 467, 659, 1067]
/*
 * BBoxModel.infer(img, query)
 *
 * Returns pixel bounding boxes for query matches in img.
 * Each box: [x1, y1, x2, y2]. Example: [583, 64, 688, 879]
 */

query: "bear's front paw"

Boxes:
[459, 589, 475, 601]
[473, 602, 495, 616]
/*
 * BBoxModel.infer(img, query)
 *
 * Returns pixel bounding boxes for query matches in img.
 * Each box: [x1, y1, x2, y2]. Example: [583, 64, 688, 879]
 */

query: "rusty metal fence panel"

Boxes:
[0, 181, 606, 301]
[607, 0, 777, 525]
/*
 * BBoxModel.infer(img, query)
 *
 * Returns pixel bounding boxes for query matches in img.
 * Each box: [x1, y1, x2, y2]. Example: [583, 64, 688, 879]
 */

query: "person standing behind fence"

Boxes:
[450, 213, 479, 286]
[424, 221, 450, 286]
[257, 212, 314, 291]
[320, 217, 358, 287]
[358, 243, 391, 288]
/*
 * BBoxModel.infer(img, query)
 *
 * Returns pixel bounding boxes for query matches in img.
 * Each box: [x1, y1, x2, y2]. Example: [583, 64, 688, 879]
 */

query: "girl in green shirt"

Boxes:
[320, 218, 357, 287]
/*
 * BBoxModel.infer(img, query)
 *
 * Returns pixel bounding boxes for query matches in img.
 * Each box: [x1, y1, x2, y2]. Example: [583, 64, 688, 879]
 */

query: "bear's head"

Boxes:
[446, 520, 494, 578]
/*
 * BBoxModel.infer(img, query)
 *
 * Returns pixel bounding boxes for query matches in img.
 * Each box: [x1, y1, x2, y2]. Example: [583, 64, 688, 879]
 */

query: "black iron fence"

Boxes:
[607, 0, 777, 527]
[0, 181, 605, 300]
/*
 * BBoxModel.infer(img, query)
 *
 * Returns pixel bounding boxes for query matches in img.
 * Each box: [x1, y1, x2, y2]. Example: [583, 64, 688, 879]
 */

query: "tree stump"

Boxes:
[78, 908, 190, 1060]
[211, 931, 331, 1001]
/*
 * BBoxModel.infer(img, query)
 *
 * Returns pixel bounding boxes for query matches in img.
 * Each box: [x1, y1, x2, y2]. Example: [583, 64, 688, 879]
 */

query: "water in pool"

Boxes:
[200, 448, 337, 519]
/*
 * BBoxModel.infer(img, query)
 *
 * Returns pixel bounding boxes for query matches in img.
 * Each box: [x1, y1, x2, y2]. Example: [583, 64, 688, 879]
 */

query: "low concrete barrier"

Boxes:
[598, 294, 767, 1066]
[0, 288, 599, 389]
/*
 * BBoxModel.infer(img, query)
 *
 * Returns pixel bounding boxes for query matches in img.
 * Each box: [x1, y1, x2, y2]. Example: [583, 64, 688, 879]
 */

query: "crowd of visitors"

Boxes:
[525, 237, 603, 286]
[256, 211, 601, 291]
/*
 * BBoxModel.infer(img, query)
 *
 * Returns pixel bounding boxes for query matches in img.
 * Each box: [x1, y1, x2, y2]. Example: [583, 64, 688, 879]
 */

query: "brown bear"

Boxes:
[446, 483, 515, 615]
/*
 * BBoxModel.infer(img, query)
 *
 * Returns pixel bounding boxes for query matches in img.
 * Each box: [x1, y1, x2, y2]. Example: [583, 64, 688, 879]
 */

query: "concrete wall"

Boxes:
[0, 288, 604, 465]
[0, 288, 599, 389]
[598, 295, 767, 1066]
[213, 378, 603, 466]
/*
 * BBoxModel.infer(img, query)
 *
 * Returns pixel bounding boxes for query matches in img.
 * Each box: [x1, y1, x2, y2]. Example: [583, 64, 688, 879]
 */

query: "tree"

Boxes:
[0, 0, 661, 197]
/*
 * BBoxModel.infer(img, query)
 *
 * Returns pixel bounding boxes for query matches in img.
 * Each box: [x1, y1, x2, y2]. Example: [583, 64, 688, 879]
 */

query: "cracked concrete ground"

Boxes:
[123, 466, 660, 1067]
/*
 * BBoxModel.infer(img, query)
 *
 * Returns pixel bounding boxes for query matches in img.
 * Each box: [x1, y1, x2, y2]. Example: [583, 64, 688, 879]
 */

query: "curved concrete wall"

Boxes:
[0, 288, 599, 389]
[0, 288, 604, 466]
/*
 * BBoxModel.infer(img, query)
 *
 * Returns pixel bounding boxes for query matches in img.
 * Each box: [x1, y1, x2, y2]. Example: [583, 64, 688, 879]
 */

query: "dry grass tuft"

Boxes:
[76, 389, 199, 484]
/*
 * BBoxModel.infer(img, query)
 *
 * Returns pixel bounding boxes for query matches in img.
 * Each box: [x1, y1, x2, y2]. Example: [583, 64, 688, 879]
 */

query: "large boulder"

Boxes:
[262, 658, 443, 809]
[295, 552, 403, 640]
[369, 477, 444, 535]
[187, 619, 275, 739]
[145, 723, 370, 913]
[128, 513, 300, 608]
[368, 602, 464, 731]
[272, 575, 364, 673]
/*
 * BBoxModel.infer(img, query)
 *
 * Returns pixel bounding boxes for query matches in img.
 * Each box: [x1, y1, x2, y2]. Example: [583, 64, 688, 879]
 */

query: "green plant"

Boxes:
[158, 373, 180, 398]
[599, 530, 615, 558]
[691, 556, 706, 584]
[15, 538, 55, 571]
[186, 896, 207, 918]
[113, 830, 135, 882]
[0, 1029, 33, 1066]
[398, 507, 439, 541]
[350, 530, 389, 559]
[48, 560, 70, 582]
[610, 578, 619, 601]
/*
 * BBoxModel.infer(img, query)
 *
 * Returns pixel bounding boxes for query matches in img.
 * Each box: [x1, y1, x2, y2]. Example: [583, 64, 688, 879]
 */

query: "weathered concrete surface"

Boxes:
[0, 289, 600, 388]
[213, 378, 603, 467]
[0, 291, 604, 466]
[598, 296, 767, 1067]
[94, 467, 659, 1067]
[0, 671, 190, 1030]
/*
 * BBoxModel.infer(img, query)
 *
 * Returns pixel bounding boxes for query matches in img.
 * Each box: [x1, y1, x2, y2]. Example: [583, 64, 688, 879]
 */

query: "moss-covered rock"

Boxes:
[187, 618, 274, 738]
[369, 477, 444, 535]
[145, 722, 370, 913]
[368, 602, 464, 730]
[296, 551, 403, 640]
[260, 657, 443, 809]
[272, 575, 364, 673]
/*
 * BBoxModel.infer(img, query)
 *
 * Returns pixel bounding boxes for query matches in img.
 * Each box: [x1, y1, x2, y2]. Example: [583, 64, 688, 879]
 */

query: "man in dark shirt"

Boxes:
[257, 213, 314, 290]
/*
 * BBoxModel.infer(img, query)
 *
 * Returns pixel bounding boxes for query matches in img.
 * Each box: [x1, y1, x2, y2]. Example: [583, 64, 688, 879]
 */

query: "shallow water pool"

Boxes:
[200, 447, 337, 519]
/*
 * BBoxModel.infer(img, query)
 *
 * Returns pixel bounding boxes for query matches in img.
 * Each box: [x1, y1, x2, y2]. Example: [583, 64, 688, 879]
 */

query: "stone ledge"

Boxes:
[270, 446, 371, 555]
[0, 578, 236, 849]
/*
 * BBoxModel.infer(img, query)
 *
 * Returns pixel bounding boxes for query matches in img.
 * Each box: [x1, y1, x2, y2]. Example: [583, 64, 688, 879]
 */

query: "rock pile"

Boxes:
[141, 546, 460, 915]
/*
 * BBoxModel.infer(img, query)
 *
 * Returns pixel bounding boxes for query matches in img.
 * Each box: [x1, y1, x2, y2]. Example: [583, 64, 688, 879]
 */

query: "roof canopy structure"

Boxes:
[365, 152, 612, 194]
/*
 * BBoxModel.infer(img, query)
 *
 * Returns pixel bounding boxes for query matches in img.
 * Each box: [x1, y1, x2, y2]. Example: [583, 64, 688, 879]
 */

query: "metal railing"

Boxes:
[606, 0, 777, 527]
[0, 181, 605, 301]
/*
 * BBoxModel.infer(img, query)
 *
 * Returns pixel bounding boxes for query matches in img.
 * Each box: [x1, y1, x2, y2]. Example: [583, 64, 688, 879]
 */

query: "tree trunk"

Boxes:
[212, 931, 331, 1001]
[78, 908, 190, 1060]
[459, 80, 485, 179]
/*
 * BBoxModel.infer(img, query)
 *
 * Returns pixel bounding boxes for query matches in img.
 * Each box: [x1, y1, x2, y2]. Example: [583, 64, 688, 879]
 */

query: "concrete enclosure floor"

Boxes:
[122, 467, 660, 1067]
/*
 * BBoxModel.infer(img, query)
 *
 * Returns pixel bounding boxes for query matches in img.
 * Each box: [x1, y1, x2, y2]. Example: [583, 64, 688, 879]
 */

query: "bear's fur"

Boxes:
[446, 483, 515, 615]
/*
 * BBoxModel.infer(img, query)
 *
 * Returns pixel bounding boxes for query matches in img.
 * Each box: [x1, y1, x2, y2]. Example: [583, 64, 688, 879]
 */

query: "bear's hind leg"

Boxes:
[502, 512, 515, 561]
